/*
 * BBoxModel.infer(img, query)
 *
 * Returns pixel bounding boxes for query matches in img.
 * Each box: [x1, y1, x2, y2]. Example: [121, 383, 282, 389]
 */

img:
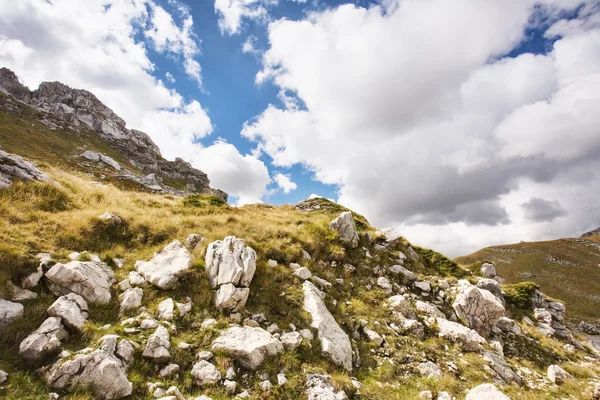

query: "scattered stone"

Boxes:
[483, 351, 523, 386]
[45, 260, 115, 304]
[135, 240, 193, 289]
[97, 212, 122, 226]
[8, 282, 37, 301]
[414, 281, 431, 292]
[417, 361, 442, 379]
[388, 265, 418, 284]
[184, 234, 203, 251]
[277, 372, 288, 386]
[311, 276, 333, 290]
[177, 342, 190, 350]
[436, 318, 486, 352]
[41, 335, 134, 400]
[48, 293, 89, 331]
[259, 380, 272, 391]
[267, 323, 280, 334]
[140, 319, 158, 330]
[363, 327, 384, 347]
[294, 267, 312, 280]
[223, 379, 237, 394]
[299, 329, 314, 340]
[306, 373, 347, 400]
[376, 277, 393, 293]
[407, 246, 419, 261]
[211, 326, 283, 370]
[159, 364, 180, 378]
[465, 383, 509, 400]
[19, 317, 68, 364]
[191, 360, 221, 386]
[0, 370, 7, 385]
[21, 259, 45, 289]
[0, 298, 24, 326]
[201, 319, 217, 330]
[196, 351, 213, 361]
[280, 331, 303, 350]
[118, 280, 130, 291]
[388, 295, 415, 319]
[547, 365, 573, 385]
[329, 212, 359, 248]
[158, 298, 175, 320]
[267, 259, 278, 267]
[418, 391, 433, 400]
[415, 300, 444, 318]
[0, 150, 51, 188]
[143, 326, 171, 363]
[303, 281, 353, 370]
[225, 367, 236, 380]
[119, 288, 143, 312]
[176, 297, 192, 316]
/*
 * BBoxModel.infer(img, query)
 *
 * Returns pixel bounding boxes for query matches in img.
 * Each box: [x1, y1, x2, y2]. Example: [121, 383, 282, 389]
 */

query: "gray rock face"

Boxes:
[191, 360, 221, 386]
[480, 263, 497, 278]
[119, 288, 143, 312]
[483, 351, 523, 386]
[0, 299, 24, 326]
[205, 236, 256, 312]
[45, 260, 115, 304]
[388, 264, 418, 284]
[0, 149, 51, 189]
[135, 240, 193, 289]
[436, 318, 486, 352]
[453, 285, 505, 337]
[465, 384, 509, 400]
[143, 326, 171, 363]
[41, 335, 134, 400]
[547, 364, 573, 385]
[0, 67, 227, 200]
[47, 293, 89, 331]
[211, 326, 283, 370]
[19, 317, 68, 364]
[303, 281, 353, 370]
[329, 212, 359, 248]
[184, 234, 203, 251]
[476, 278, 505, 305]
[305, 374, 347, 400]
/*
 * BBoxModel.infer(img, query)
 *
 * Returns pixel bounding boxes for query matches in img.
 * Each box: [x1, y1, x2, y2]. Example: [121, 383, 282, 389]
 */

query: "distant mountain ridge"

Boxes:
[581, 227, 600, 238]
[0, 67, 226, 200]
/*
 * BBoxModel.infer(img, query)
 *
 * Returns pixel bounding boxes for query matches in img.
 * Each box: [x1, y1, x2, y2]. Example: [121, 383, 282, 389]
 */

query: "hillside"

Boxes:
[455, 237, 600, 324]
[1, 71, 600, 400]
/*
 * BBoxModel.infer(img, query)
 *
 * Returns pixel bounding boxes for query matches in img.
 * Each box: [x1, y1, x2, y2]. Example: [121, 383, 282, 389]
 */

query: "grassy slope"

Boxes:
[455, 238, 600, 323]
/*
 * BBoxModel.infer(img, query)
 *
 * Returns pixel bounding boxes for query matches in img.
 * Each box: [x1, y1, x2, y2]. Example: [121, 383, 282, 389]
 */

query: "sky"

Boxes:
[1, 0, 600, 257]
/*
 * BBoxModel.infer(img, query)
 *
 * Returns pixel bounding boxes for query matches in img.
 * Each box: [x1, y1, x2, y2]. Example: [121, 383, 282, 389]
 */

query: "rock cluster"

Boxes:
[45, 260, 115, 304]
[135, 240, 193, 289]
[0, 149, 52, 188]
[329, 212, 359, 248]
[453, 282, 505, 337]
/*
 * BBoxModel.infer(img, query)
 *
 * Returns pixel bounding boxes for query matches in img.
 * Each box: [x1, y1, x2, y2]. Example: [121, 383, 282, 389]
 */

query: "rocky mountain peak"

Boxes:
[581, 227, 600, 238]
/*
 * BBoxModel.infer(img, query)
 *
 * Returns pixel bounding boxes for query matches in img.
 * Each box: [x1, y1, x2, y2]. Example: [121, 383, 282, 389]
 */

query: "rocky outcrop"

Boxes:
[0, 149, 51, 189]
[436, 318, 486, 352]
[303, 281, 353, 370]
[329, 212, 359, 248]
[47, 293, 89, 331]
[205, 236, 256, 312]
[453, 284, 505, 337]
[581, 227, 600, 238]
[41, 335, 134, 400]
[45, 260, 115, 304]
[19, 317, 68, 365]
[211, 326, 283, 370]
[0, 67, 226, 200]
[135, 240, 193, 289]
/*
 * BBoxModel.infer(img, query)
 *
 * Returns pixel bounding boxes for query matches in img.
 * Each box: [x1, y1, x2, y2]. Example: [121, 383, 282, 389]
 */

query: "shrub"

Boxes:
[183, 194, 226, 208]
[418, 247, 469, 278]
[503, 281, 539, 308]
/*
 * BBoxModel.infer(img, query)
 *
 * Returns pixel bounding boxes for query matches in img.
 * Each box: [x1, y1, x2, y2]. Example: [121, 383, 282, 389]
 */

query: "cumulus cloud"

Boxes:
[521, 197, 567, 222]
[0, 0, 270, 203]
[165, 72, 176, 83]
[214, 0, 273, 35]
[242, 35, 260, 54]
[273, 172, 297, 194]
[244, 0, 600, 255]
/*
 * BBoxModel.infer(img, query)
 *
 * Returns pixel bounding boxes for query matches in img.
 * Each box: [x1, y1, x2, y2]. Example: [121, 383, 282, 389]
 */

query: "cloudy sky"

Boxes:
[1, 0, 599, 256]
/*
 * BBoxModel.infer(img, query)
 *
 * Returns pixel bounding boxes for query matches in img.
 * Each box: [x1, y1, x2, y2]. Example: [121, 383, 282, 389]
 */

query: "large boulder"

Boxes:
[0, 149, 51, 189]
[547, 365, 573, 385]
[211, 326, 283, 370]
[41, 335, 134, 400]
[135, 240, 193, 289]
[303, 281, 353, 370]
[0, 299, 24, 326]
[143, 325, 171, 363]
[45, 260, 115, 304]
[436, 318, 486, 352]
[119, 288, 143, 312]
[453, 285, 505, 337]
[19, 317, 68, 364]
[465, 384, 510, 400]
[329, 212, 359, 248]
[47, 293, 89, 331]
[205, 236, 256, 312]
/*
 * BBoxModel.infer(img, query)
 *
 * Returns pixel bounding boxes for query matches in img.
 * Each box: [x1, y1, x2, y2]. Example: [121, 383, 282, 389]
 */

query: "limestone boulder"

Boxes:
[453, 285, 505, 337]
[19, 317, 68, 364]
[48, 293, 89, 331]
[303, 281, 353, 370]
[45, 260, 115, 304]
[465, 384, 509, 400]
[211, 326, 283, 370]
[329, 212, 359, 248]
[119, 288, 143, 312]
[191, 360, 221, 386]
[143, 326, 171, 363]
[0, 299, 24, 326]
[0, 149, 51, 188]
[135, 240, 193, 289]
[41, 335, 134, 400]
[436, 318, 486, 352]
[547, 365, 573, 385]
[306, 374, 347, 400]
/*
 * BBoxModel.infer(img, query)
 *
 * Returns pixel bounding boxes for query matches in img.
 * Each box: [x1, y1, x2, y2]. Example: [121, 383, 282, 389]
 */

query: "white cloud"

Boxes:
[165, 72, 176, 83]
[0, 0, 270, 203]
[214, 0, 273, 35]
[242, 35, 260, 54]
[244, 0, 600, 256]
[273, 172, 297, 194]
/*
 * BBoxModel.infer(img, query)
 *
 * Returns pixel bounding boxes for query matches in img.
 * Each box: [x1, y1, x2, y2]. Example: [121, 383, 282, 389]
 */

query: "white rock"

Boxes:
[21, 263, 44, 289]
[483, 351, 523, 386]
[214, 283, 249, 312]
[453, 285, 505, 337]
[177, 342, 190, 350]
[329, 212, 359, 248]
[225, 367, 236, 380]
[387, 295, 414, 318]
[191, 360, 221, 386]
[414, 281, 431, 292]
[211, 326, 283, 370]
[143, 326, 171, 363]
[267, 259, 278, 267]
[303, 281, 353, 370]
[128, 271, 146, 286]
[437, 392, 452, 400]
[0, 370, 7, 385]
[97, 212, 122, 226]
[259, 380, 272, 391]
[306, 373, 347, 400]
[48, 293, 89, 331]
[481, 263, 497, 278]
[299, 329, 314, 340]
[135, 240, 193, 289]
[376, 277, 393, 293]
[419, 391, 433, 400]
[280, 331, 303, 350]
[465, 383, 509, 400]
[547, 365, 573, 385]
[201, 318, 217, 330]
[289, 262, 301, 270]
[294, 267, 312, 280]
[223, 379, 237, 394]
[407, 246, 419, 261]
[158, 298, 175, 320]
[436, 318, 486, 352]
[311, 276, 333, 290]
[363, 327, 383, 346]
[388, 265, 418, 284]
[119, 288, 143, 312]
[41, 335, 133, 400]
[277, 372, 288, 386]
[19, 317, 68, 364]
[159, 364, 180, 378]
[415, 300, 444, 318]
[140, 319, 158, 330]
[0, 298, 24, 326]
[45, 260, 115, 304]
[118, 280, 130, 291]
[176, 297, 192, 316]
[8, 282, 37, 301]
[417, 361, 442, 379]
[196, 351, 213, 361]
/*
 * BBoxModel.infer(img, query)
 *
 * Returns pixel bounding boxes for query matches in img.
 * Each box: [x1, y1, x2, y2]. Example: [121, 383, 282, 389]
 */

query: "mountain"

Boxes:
[582, 227, 600, 238]
[1, 70, 600, 400]
[455, 235, 600, 324]
[0, 67, 226, 200]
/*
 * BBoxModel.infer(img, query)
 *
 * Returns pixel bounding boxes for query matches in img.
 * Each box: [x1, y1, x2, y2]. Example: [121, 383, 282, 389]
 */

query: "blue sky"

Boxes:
[1, 0, 599, 256]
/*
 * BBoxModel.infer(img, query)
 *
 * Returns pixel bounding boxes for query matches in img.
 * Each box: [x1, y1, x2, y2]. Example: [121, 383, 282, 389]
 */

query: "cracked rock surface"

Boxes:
[211, 326, 283, 370]
[143, 325, 171, 363]
[135, 240, 193, 290]
[329, 212, 359, 248]
[47, 293, 89, 331]
[19, 317, 68, 364]
[45, 260, 115, 304]
[453, 283, 505, 337]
